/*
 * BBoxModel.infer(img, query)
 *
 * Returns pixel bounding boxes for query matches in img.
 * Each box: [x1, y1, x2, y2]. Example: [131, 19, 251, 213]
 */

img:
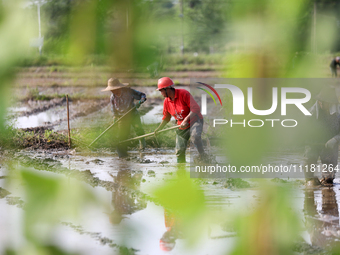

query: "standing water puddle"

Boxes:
[6, 106, 64, 129]
[14, 111, 63, 128]
[141, 105, 163, 124]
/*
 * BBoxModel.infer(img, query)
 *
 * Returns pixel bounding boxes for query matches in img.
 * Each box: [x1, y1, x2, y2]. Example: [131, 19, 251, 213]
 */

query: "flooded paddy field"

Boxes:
[2, 70, 340, 255]
[1, 146, 339, 254]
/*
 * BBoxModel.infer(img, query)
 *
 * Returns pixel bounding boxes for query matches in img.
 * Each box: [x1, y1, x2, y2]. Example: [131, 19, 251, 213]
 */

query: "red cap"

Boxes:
[159, 239, 175, 251]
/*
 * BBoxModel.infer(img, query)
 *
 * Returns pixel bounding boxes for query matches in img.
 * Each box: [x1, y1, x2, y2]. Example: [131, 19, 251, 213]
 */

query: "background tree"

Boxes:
[185, 0, 229, 53]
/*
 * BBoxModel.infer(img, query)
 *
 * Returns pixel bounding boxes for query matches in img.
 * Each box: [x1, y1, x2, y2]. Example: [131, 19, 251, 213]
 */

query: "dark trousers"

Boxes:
[116, 111, 145, 158]
[331, 67, 337, 77]
[175, 119, 205, 162]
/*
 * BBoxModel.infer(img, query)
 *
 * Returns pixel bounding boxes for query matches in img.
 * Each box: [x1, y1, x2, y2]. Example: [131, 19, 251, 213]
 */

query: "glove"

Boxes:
[136, 97, 146, 109]
[325, 137, 339, 149]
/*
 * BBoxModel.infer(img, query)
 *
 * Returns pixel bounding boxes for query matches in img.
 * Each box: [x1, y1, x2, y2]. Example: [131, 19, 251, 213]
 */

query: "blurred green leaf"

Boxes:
[230, 184, 300, 255]
[153, 169, 209, 246]
[19, 169, 97, 241]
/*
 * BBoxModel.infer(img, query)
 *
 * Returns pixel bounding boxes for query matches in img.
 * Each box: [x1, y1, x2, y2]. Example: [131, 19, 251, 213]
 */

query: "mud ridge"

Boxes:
[23, 97, 66, 116]
[61, 222, 139, 253]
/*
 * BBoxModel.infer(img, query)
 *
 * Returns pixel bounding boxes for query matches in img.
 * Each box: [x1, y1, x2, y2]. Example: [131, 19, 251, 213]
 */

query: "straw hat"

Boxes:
[102, 78, 129, 92]
[316, 87, 339, 104]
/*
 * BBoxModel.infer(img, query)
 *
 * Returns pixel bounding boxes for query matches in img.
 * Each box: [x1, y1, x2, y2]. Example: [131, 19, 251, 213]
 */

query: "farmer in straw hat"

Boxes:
[102, 78, 146, 158]
[304, 86, 340, 186]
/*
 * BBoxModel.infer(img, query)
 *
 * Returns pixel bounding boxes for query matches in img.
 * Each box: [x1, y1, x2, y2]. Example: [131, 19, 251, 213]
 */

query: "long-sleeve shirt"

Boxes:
[162, 89, 203, 130]
[110, 88, 146, 117]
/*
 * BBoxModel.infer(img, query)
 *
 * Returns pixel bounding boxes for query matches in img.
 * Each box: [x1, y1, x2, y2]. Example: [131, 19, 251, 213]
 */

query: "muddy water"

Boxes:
[63, 151, 237, 255]
[141, 105, 163, 124]
[2, 148, 340, 254]
[54, 104, 111, 131]
[13, 111, 63, 128]
[6, 105, 64, 129]
[302, 187, 340, 249]
[6, 86, 179, 130]
[0, 150, 236, 255]
[55, 103, 163, 131]
[0, 165, 116, 255]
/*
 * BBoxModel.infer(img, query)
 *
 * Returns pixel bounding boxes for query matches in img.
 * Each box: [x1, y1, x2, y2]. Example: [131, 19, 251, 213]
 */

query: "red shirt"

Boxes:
[162, 89, 203, 129]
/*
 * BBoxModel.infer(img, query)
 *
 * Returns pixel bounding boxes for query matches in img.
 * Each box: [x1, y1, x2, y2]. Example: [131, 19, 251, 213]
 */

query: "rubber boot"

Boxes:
[117, 144, 128, 158]
[320, 177, 334, 187]
[306, 177, 321, 187]
[320, 170, 335, 187]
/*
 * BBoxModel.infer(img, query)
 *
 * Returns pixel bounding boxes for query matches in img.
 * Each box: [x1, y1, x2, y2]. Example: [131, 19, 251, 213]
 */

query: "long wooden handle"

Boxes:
[118, 126, 179, 144]
[66, 95, 71, 147]
[88, 105, 137, 147]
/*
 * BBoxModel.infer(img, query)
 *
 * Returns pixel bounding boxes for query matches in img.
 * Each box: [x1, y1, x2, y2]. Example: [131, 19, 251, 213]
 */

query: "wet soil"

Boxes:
[23, 97, 66, 116]
[8, 98, 165, 151]
[14, 98, 109, 119]
[7, 83, 168, 151]
[10, 85, 163, 127]
[17, 127, 69, 150]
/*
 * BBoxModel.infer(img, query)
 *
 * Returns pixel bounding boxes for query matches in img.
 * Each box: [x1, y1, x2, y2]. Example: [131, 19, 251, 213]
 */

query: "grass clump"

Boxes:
[9, 128, 69, 149]
[224, 178, 251, 189]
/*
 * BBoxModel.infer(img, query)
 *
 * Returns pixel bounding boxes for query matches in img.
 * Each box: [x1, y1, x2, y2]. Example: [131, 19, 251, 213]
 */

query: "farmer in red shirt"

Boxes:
[154, 77, 207, 163]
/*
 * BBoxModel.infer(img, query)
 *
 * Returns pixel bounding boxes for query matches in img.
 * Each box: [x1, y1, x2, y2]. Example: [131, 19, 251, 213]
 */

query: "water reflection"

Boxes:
[304, 188, 340, 249]
[141, 105, 163, 124]
[160, 209, 182, 252]
[158, 165, 193, 252]
[13, 111, 62, 129]
[109, 161, 146, 224]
